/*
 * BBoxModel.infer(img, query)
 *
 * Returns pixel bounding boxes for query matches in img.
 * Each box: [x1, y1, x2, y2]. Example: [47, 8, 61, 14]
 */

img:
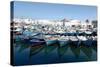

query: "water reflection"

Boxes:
[13, 40, 97, 65]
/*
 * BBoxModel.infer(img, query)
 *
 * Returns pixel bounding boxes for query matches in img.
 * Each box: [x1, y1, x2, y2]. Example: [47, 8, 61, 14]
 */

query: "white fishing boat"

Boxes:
[85, 30, 92, 35]
[92, 36, 97, 45]
[69, 36, 79, 45]
[92, 36, 97, 41]
[77, 36, 92, 46]
[77, 36, 87, 41]
[69, 36, 78, 41]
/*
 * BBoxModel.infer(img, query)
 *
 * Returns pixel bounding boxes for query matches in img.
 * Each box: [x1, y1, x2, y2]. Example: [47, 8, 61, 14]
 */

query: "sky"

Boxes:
[12, 1, 97, 22]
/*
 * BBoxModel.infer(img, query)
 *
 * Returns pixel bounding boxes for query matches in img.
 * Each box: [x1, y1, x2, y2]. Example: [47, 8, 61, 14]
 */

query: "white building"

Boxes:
[12, 18, 94, 32]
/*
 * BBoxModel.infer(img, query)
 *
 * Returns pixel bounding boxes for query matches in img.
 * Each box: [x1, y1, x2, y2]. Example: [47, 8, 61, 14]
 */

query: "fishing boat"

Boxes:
[21, 38, 45, 46]
[85, 30, 92, 36]
[30, 38, 45, 46]
[13, 35, 26, 42]
[58, 35, 69, 47]
[69, 36, 79, 46]
[77, 36, 87, 46]
[92, 36, 97, 41]
[44, 35, 58, 46]
[92, 36, 97, 45]
[77, 36, 93, 46]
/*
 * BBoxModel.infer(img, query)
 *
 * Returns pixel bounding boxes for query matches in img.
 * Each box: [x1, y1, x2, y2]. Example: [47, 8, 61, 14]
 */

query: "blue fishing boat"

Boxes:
[44, 35, 58, 45]
[21, 38, 45, 46]
[58, 36, 69, 47]
[45, 39, 57, 46]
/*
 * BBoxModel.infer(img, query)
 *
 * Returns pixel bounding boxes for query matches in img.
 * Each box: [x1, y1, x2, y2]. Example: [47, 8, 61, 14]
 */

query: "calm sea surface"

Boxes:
[13, 40, 97, 66]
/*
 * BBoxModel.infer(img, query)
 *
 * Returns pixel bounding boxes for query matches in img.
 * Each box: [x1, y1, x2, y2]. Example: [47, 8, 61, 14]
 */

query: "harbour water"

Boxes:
[13, 38, 97, 66]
